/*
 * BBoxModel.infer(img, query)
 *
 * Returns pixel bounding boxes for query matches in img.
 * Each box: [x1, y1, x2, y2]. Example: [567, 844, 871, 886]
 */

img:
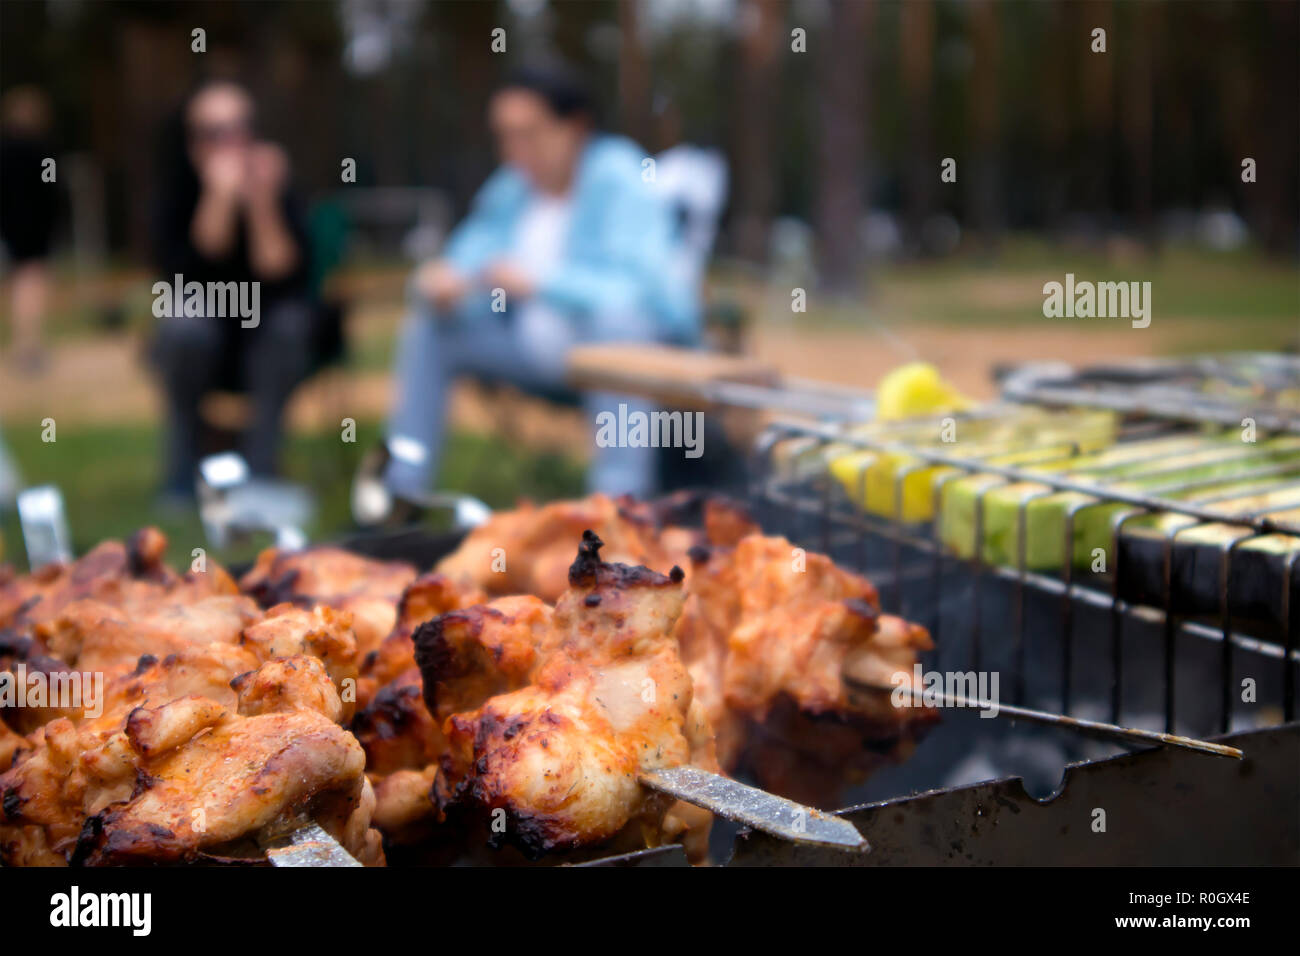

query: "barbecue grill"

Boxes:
[313, 353, 1300, 865]
[6, 353, 1295, 867]
[289, 362, 1292, 864]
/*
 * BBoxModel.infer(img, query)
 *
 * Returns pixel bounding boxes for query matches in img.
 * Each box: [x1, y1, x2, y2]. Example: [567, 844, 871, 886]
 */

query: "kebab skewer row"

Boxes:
[5, 502, 930, 868]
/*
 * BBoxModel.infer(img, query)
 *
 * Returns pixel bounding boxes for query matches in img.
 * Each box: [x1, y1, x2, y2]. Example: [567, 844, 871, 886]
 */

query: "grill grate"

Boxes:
[749, 413, 1300, 738]
[1001, 353, 1300, 432]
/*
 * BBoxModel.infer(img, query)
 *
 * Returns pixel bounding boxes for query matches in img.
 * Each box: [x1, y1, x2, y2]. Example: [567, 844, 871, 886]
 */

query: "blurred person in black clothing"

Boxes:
[150, 79, 316, 501]
[0, 86, 58, 375]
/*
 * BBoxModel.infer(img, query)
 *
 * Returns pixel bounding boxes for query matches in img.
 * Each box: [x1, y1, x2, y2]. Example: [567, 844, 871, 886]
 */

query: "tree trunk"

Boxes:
[1039, 0, 1070, 237]
[733, 0, 785, 263]
[1079, 0, 1115, 228]
[814, 0, 871, 292]
[1256, 0, 1299, 254]
[899, 0, 935, 254]
[618, 0, 652, 147]
[441, 0, 499, 213]
[968, 0, 1000, 254]
[1120, 0, 1155, 249]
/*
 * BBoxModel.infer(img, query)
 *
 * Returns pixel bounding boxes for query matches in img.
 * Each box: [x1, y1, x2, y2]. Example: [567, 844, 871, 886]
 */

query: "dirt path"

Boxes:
[748, 321, 1171, 401]
[0, 317, 1211, 452]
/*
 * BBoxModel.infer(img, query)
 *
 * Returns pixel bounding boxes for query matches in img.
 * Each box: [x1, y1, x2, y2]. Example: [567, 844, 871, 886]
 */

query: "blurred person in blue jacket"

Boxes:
[384, 61, 698, 500]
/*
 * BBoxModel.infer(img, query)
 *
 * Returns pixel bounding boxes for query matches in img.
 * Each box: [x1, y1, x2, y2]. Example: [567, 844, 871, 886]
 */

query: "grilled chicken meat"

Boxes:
[370, 764, 441, 839]
[349, 573, 485, 841]
[361, 592, 574, 843]
[1, 653, 237, 865]
[0, 527, 239, 640]
[436, 494, 690, 602]
[5, 598, 359, 734]
[239, 603, 361, 720]
[675, 533, 936, 805]
[415, 533, 714, 858]
[1, 644, 261, 863]
[35, 594, 261, 680]
[0, 529, 388, 866]
[354, 667, 441, 779]
[358, 573, 486, 702]
[0, 528, 243, 735]
[0, 719, 26, 772]
[353, 590, 534, 843]
[0, 650, 381, 866]
[2, 502, 930, 864]
[240, 546, 417, 657]
[437, 494, 933, 805]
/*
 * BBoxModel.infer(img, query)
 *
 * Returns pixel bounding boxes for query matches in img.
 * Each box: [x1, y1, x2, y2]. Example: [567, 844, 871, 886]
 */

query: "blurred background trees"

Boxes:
[1, 0, 1297, 284]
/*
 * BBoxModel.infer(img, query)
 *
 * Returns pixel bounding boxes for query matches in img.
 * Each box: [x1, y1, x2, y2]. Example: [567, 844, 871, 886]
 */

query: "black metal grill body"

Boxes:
[729, 723, 1299, 866]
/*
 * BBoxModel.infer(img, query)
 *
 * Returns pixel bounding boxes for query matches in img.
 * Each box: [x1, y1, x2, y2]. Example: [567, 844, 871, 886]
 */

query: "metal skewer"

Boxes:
[639, 766, 868, 850]
[17, 485, 72, 567]
[845, 676, 1244, 759]
[259, 771, 867, 862]
[260, 820, 362, 868]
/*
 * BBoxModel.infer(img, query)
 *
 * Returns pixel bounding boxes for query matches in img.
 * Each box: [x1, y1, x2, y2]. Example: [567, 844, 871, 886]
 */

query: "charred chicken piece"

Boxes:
[413, 595, 557, 727]
[0, 527, 238, 640]
[239, 603, 361, 721]
[354, 668, 441, 779]
[416, 532, 714, 859]
[354, 593, 547, 841]
[370, 765, 440, 841]
[674, 534, 936, 806]
[0, 645, 260, 864]
[240, 546, 417, 658]
[0, 719, 26, 772]
[350, 573, 486, 841]
[436, 494, 683, 602]
[4, 633, 260, 737]
[6, 599, 360, 734]
[435, 492, 760, 604]
[358, 572, 487, 704]
[0, 652, 381, 866]
[36, 594, 261, 681]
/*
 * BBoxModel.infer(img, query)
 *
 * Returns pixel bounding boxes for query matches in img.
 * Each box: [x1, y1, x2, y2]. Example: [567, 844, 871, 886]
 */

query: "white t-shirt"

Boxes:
[510, 193, 575, 373]
[512, 193, 573, 281]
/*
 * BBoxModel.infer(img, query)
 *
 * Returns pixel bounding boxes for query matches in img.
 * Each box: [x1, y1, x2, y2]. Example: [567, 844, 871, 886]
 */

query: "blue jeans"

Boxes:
[385, 292, 659, 499]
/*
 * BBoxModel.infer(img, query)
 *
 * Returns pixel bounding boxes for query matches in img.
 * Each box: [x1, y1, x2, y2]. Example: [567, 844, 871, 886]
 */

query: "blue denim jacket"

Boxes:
[442, 134, 699, 343]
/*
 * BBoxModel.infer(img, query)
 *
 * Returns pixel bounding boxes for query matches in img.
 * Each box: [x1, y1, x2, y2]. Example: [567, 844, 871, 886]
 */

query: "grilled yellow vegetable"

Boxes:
[874, 362, 972, 422]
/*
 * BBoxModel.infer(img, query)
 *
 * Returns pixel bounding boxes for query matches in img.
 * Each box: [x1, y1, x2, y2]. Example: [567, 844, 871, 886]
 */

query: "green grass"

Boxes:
[1, 421, 583, 571]
[713, 239, 1299, 339]
[17, 239, 1296, 359]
